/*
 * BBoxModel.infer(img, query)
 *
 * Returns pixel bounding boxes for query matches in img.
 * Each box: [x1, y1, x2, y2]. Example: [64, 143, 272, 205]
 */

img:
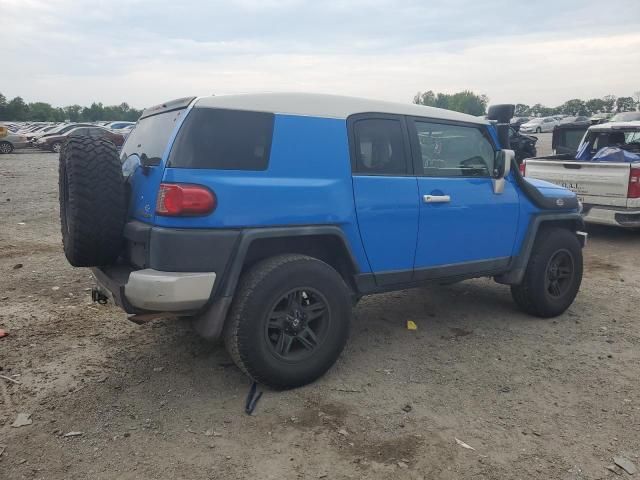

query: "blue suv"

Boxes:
[58, 93, 586, 389]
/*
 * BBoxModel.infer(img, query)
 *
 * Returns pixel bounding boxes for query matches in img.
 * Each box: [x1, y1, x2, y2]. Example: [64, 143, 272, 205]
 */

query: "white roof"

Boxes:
[195, 93, 488, 124]
[589, 121, 640, 131]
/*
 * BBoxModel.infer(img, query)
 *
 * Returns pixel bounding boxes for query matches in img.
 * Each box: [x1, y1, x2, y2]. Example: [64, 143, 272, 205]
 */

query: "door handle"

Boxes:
[423, 194, 451, 203]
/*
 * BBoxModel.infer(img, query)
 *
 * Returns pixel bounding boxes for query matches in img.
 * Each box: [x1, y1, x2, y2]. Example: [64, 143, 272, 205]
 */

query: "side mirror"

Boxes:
[493, 149, 514, 194]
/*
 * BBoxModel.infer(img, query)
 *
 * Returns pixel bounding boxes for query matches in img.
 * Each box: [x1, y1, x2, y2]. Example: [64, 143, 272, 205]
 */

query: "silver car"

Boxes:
[0, 129, 31, 154]
[519, 116, 559, 133]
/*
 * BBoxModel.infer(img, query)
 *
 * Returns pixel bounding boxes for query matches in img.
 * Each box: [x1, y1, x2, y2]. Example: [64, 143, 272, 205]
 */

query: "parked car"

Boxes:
[609, 111, 640, 122]
[509, 116, 530, 129]
[58, 94, 585, 389]
[589, 112, 613, 124]
[105, 121, 136, 130]
[520, 117, 559, 133]
[523, 121, 640, 228]
[0, 131, 31, 154]
[36, 126, 125, 152]
[36, 123, 95, 142]
[509, 127, 537, 162]
[559, 116, 590, 125]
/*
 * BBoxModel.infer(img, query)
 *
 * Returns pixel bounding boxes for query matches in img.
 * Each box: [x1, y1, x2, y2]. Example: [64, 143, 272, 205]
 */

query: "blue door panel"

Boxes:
[352, 176, 419, 273]
[414, 175, 520, 268]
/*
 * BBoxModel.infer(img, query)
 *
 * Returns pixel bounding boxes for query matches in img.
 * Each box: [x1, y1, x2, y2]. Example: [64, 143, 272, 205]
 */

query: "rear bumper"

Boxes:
[583, 206, 640, 228]
[92, 266, 216, 313]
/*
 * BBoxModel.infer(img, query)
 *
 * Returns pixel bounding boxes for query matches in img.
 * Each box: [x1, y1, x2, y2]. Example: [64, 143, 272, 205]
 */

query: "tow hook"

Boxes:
[91, 287, 108, 305]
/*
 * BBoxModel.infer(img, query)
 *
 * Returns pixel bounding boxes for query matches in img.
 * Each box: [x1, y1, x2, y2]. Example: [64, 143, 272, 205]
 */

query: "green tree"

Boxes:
[64, 105, 83, 122]
[585, 98, 605, 114]
[615, 96, 635, 112]
[413, 90, 436, 107]
[514, 104, 530, 116]
[0, 93, 6, 119]
[602, 95, 616, 113]
[413, 89, 488, 115]
[633, 91, 640, 110]
[529, 103, 554, 117]
[27, 102, 58, 122]
[559, 99, 588, 116]
[6, 97, 29, 121]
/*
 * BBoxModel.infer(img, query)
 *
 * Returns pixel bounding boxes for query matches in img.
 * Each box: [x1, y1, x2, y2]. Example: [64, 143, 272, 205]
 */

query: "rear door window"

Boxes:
[168, 108, 274, 170]
[120, 109, 184, 165]
[352, 118, 409, 175]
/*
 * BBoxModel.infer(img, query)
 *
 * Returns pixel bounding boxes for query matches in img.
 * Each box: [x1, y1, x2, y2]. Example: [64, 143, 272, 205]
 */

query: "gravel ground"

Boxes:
[1, 149, 639, 480]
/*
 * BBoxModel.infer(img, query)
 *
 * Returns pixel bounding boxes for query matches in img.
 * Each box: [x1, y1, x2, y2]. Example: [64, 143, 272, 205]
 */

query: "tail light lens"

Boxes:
[156, 183, 216, 216]
[628, 167, 640, 199]
[519, 160, 526, 176]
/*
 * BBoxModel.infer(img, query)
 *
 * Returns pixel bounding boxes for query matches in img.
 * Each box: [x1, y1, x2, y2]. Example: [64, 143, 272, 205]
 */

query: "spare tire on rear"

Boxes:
[59, 136, 126, 267]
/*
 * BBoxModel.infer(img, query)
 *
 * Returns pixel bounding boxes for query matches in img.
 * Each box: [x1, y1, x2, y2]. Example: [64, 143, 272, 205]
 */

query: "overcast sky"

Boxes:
[3, 0, 640, 109]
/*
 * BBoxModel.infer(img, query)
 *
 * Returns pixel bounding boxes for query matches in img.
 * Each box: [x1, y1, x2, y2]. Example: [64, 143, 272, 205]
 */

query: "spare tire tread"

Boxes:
[59, 136, 126, 267]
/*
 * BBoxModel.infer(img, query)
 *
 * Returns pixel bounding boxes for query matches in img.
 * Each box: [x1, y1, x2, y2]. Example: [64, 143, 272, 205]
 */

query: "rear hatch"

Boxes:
[524, 159, 632, 207]
[120, 97, 195, 223]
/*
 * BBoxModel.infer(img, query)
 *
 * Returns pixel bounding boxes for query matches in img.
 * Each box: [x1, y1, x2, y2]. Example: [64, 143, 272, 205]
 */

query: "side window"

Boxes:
[413, 121, 495, 177]
[353, 119, 408, 175]
[168, 108, 273, 170]
[69, 128, 88, 136]
[87, 128, 106, 137]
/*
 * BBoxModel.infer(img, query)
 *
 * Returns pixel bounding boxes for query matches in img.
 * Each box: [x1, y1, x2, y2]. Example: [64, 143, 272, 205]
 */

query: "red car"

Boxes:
[35, 126, 125, 153]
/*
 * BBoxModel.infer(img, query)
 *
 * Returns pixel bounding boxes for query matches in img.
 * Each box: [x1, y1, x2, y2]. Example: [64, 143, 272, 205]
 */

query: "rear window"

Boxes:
[167, 108, 274, 170]
[120, 109, 184, 164]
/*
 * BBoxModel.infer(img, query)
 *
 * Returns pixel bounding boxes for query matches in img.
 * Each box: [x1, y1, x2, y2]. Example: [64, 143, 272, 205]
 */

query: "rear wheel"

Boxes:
[223, 254, 352, 389]
[535, 127, 542, 133]
[511, 228, 583, 317]
[0, 141, 13, 154]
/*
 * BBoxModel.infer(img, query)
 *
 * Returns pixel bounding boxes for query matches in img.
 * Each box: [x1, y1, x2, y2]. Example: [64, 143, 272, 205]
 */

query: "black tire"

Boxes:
[535, 127, 542, 133]
[51, 141, 62, 153]
[223, 254, 352, 389]
[0, 141, 13, 154]
[511, 228, 583, 318]
[59, 136, 126, 267]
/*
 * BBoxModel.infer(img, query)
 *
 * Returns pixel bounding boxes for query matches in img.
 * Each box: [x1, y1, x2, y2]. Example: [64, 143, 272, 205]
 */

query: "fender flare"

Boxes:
[495, 212, 585, 285]
[192, 225, 360, 340]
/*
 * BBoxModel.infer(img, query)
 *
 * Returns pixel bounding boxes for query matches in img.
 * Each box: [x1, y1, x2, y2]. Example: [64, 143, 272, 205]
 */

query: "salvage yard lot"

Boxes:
[1, 150, 639, 479]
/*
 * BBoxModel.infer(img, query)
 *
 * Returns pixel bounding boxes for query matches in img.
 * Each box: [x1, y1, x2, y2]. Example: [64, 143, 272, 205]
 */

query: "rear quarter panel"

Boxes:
[159, 114, 371, 272]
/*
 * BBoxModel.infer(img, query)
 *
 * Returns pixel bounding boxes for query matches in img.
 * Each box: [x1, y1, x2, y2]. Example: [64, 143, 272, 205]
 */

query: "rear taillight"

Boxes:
[628, 167, 640, 199]
[519, 160, 526, 176]
[156, 183, 216, 216]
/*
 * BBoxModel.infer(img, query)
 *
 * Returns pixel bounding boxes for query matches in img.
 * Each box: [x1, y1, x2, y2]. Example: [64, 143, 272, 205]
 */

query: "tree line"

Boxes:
[413, 90, 640, 117]
[2, 90, 639, 122]
[0, 93, 142, 122]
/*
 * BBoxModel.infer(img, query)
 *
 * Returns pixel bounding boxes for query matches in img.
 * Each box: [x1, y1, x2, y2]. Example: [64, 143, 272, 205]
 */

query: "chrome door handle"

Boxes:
[423, 194, 451, 203]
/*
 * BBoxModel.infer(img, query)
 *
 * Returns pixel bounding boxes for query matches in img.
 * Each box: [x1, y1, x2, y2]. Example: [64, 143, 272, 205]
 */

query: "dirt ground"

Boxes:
[1, 148, 639, 480]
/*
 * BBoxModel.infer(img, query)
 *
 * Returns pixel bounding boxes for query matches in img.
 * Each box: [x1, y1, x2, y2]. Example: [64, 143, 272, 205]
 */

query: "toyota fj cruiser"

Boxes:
[58, 93, 586, 389]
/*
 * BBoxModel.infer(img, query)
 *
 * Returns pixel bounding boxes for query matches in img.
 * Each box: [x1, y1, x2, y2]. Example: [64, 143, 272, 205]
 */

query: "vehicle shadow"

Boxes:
[585, 223, 640, 243]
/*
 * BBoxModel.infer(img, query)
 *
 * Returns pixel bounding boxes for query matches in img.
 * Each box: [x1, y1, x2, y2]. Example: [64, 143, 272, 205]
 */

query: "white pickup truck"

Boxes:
[523, 121, 640, 228]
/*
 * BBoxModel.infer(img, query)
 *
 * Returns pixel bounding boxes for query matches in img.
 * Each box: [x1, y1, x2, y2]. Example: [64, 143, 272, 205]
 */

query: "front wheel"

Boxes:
[511, 228, 583, 318]
[223, 254, 352, 389]
[0, 141, 13, 154]
[535, 127, 542, 133]
[51, 142, 62, 153]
